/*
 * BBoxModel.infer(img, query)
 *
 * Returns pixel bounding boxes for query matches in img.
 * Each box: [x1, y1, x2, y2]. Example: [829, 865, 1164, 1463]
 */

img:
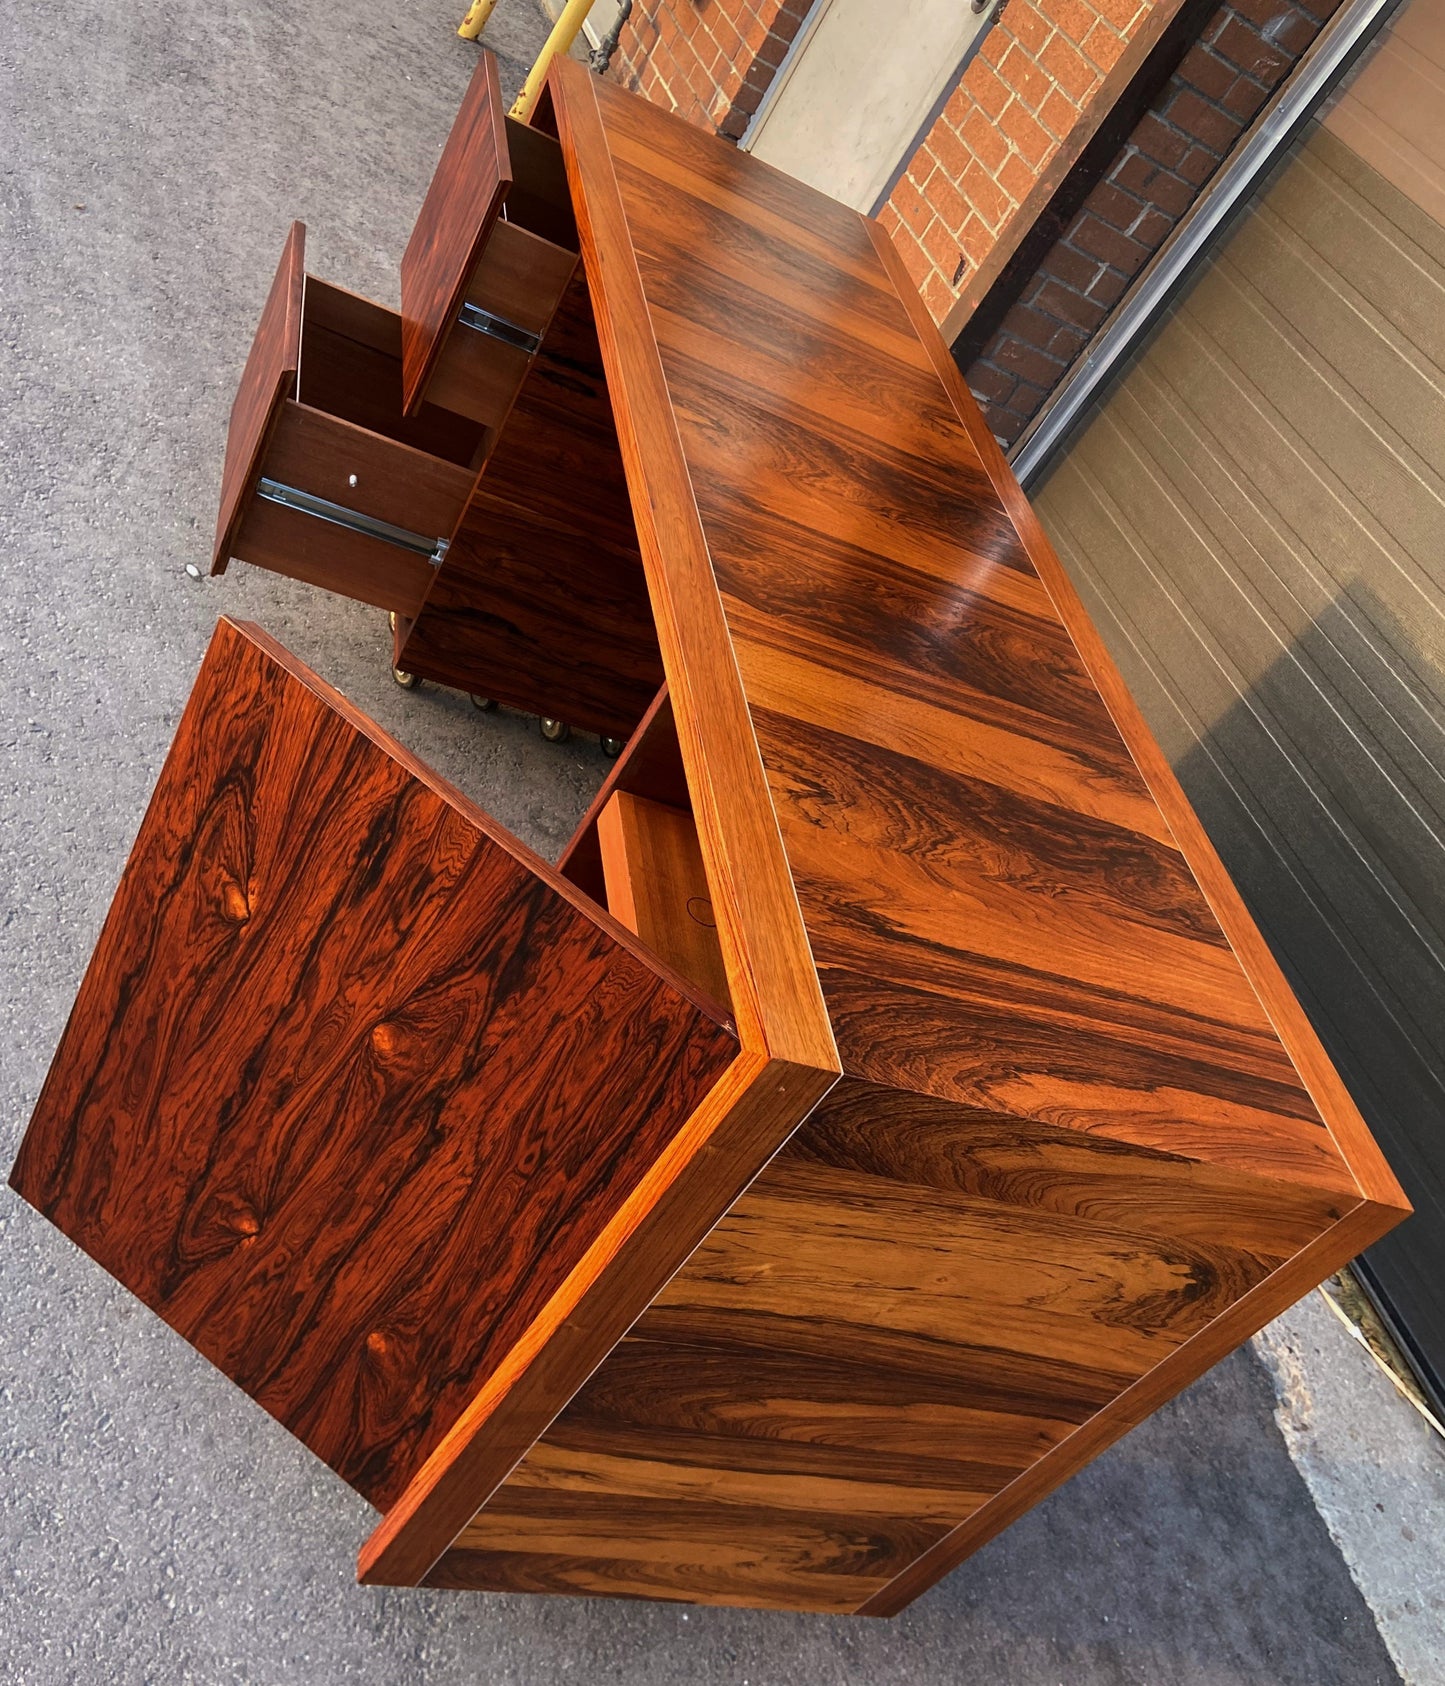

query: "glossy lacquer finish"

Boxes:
[213, 221, 302, 570]
[397, 267, 665, 738]
[9, 618, 739, 1513]
[400, 51, 511, 414]
[411, 64, 1409, 1612]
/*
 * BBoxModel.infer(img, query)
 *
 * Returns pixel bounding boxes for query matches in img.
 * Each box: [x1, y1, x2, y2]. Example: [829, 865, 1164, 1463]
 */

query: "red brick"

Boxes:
[1010, 3, 1055, 57]
[1087, 266, 1129, 307]
[1081, 20, 1128, 73]
[1221, 74, 1271, 121]
[1004, 104, 1053, 168]
[1042, 239, 1103, 290]
[980, 27, 1011, 67]
[930, 121, 972, 182]
[754, 28, 792, 70]
[960, 211, 993, 263]
[967, 362, 1019, 404]
[650, 38, 682, 92]
[1041, 32, 1099, 102]
[730, 79, 766, 118]
[1046, 320, 1089, 359]
[922, 271, 953, 321]
[1132, 204, 1175, 247]
[1046, 0, 1098, 46]
[1165, 86, 1244, 150]
[1179, 143, 1222, 185]
[922, 215, 964, 271]
[1227, 0, 1290, 26]
[1036, 278, 1109, 329]
[963, 105, 1012, 173]
[978, 398, 1019, 438]
[971, 63, 1013, 121]
[1000, 300, 1063, 347]
[710, 13, 744, 61]
[1112, 149, 1157, 195]
[1210, 14, 1290, 78]
[1122, 157, 1194, 215]
[1177, 43, 1236, 100]
[963, 163, 1010, 229]
[1132, 112, 1190, 168]
[1093, 0, 1145, 27]
[1085, 178, 1144, 230]
[891, 176, 933, 237]
[993, 336, 1067, 387]
[1266, 6, 1321, 53]
[924, 173, 970, 232]
[1071, 213, 1149, 273]
[998, 149, 1038, 205]
[1038, 85, 1078, 140]
[1000, 42, 1052, 112]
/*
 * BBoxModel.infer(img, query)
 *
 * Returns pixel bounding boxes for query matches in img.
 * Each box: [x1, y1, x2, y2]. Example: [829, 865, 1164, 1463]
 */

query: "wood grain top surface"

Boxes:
[551, 61, 1405, 1209]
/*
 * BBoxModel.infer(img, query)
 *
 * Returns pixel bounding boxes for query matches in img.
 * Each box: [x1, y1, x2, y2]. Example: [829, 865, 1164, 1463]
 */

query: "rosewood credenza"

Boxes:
[9, 53, 1408, 1614]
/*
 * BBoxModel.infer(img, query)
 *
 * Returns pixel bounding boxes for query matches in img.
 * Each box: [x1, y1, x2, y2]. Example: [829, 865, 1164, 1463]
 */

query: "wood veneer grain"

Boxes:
[550, 59, 839, 1078]
[598, 791, 732, 1013]
[400, 50, 511, 415]
[397, 268, 664, 736]
[9, 617, 739, 1513]
[557, 686, 687, 904]
[213, 220, 303, 572]
[430, 1077, 1364, 1610]
[417, 67, 1407, 1614]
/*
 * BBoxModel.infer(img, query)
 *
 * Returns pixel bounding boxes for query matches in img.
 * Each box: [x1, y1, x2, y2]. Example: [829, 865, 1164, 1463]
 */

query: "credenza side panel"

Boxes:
[8, 617, 738, 1514]
[426, 1077, 1360, 1612]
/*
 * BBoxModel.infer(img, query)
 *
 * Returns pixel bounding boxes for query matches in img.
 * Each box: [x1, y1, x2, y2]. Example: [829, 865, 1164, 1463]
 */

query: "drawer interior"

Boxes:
[419, 125, 579, 428]
[216, 242, 485, 620]
[558, 689, 732, 1016]
[298, 279, 485, 468]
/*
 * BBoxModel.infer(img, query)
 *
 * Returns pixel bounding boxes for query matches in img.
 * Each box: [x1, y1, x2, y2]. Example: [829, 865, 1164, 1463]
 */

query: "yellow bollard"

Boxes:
[457, 0, 499, 41]
[509, 0, 598, 120]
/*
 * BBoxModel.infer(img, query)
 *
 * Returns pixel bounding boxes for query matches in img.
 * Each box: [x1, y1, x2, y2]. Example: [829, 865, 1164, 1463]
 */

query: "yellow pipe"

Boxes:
[509, 0, 598, 121]
[457, 0, 499, 41]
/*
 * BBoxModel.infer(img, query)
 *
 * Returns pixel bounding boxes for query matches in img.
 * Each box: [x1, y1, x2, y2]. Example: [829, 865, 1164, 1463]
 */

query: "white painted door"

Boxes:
[744, 0, 994, 212]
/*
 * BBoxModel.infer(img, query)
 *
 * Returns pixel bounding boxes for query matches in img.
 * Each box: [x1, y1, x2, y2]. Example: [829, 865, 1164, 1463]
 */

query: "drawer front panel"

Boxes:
[401, 50, 511, 413]
[264, 402, 474, 540]
[213, 220, 303, 569]
[9, 618, 738, 1512]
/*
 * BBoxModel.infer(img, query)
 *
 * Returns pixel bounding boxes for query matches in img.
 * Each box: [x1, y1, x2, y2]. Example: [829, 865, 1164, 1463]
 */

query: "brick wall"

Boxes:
[610, 0, 813, 138]
[962, 0, 1344, 443]
[876, 0, 1162, 320]
[609, 1, 1191, 332]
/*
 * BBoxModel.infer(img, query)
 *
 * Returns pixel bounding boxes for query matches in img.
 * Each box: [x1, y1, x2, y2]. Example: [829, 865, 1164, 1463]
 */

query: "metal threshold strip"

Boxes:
[256, 479, 449, 564]
[1009, 0, 1408, 489]
[457, 302, 541, 354]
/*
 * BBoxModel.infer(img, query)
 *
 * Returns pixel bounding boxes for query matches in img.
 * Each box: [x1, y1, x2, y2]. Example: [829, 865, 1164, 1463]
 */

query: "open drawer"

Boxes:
[212, 223, 484, 618]
[9, 617, 740, 1515]
[400, 51, 579, 423]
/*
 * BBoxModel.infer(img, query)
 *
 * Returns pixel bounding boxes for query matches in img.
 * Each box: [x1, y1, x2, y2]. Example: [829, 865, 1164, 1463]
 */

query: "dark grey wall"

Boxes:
[1034, 125, 1445, 1405]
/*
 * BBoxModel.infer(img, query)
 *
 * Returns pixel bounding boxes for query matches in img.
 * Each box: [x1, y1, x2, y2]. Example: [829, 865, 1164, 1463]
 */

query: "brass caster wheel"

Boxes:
[392, 666, 420, 690]
[470, 695, 498, 712]
[388, 610, 398, 634]
[600, 736, 624, 758]
[539, 717, 571, 744]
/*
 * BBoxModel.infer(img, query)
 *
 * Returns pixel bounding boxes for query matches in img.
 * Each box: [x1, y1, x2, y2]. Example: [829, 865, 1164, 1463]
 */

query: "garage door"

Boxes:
[1032, 0, 1445, 1408]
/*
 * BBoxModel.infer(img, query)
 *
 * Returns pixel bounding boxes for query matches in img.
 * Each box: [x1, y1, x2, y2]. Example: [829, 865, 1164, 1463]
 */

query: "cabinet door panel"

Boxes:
[9, 617, 738, 1511]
